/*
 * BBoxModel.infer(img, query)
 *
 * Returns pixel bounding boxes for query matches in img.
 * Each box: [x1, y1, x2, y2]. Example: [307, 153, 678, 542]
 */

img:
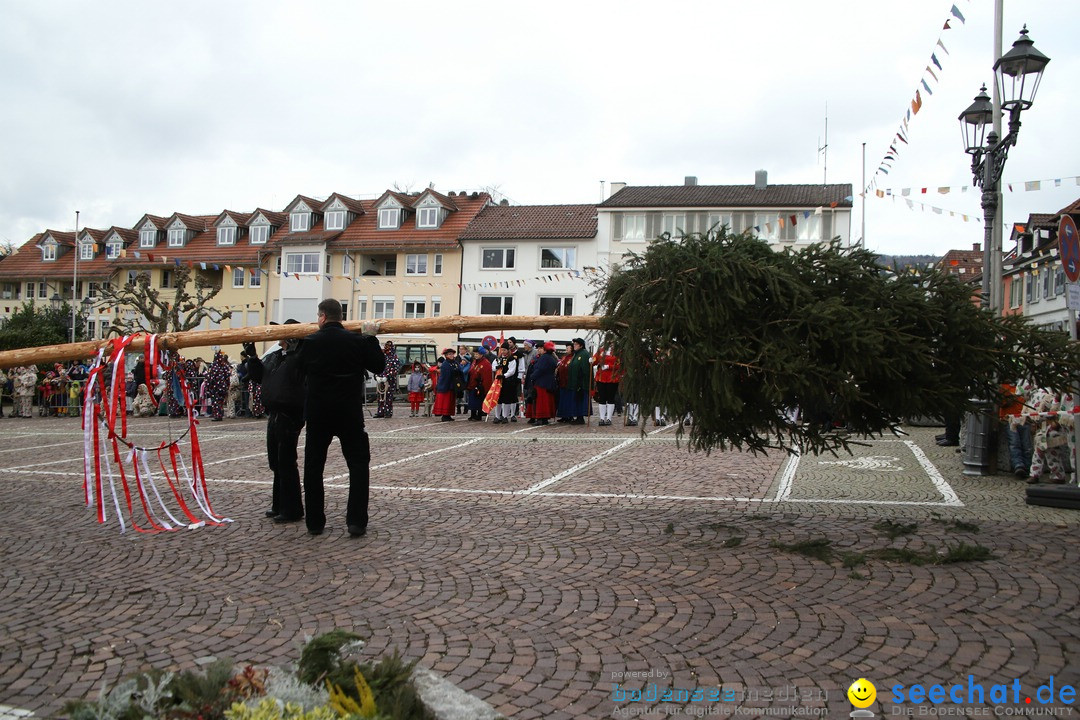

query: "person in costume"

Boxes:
[466, 346, 493, 421]
[558, 338, 591, 425]
[374, 340, 401, 418]
[592, 348, 622, 426]
[406, 360, 427, 417]
[433, 348, 462, 422]
[204, 351, 232, 421]
[13, 366, 36, 418]
[526, 341, 558, 425]
[492, 343, 519, 424]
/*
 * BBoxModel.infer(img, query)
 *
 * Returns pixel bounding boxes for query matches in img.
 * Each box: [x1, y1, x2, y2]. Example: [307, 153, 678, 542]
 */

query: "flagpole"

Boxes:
[71, 210, 79, 343]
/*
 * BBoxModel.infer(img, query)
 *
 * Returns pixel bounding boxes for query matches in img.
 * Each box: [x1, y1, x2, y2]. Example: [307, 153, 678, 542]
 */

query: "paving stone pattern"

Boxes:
[0, 417, 1078, 719]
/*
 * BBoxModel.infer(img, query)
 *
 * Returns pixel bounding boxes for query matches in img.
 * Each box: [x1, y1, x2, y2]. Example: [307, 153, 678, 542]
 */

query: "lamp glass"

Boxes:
[994, 26, 1050, 111]
[958, 86, 993, 153]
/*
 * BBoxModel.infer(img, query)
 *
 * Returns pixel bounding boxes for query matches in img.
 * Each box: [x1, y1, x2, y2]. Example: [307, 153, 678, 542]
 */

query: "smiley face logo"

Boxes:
[847, 678, 876, 708]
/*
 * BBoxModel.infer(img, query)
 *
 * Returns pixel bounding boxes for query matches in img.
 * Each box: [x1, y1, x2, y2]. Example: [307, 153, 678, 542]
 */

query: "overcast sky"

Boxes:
[1, 0, 1076, 258]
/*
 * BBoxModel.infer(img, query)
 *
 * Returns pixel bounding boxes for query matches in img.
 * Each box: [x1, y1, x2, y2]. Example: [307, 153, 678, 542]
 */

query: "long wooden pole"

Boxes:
[0, 315, 606, 369]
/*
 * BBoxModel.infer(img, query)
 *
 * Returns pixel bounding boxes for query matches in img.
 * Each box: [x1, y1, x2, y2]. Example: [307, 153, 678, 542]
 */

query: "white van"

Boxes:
[365, 334, 439, 401]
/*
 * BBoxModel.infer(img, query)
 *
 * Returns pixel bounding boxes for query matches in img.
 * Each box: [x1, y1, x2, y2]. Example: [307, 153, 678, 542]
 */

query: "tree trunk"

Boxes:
[0, 315, 605, 369]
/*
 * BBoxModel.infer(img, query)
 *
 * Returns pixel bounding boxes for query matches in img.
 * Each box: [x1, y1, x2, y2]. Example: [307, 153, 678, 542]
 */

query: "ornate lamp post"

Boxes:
[958, 26, 1050, 314]
[957, 26, 1049, 476]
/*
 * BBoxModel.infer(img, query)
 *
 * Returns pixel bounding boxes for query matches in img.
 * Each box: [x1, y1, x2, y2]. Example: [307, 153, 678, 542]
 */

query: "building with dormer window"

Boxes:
[246, 209, 286, 246]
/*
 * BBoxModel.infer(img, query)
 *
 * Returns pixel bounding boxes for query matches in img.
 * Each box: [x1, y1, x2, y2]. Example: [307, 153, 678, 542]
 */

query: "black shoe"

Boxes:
[570, 418, 585, 425]
[936, 439, 959, 447]
[348, 524, 367, 537]
[265, 509, 278, 518]
[557, 418, 569, 423]
[273, 514, 304, 524]
[538, 419, 549, 425]
[935, 433, 947, 441]
[308, 526, 324, 536]
[510, 416, 518, 422]
[441, 416, 454, 422]
[527, 419, 536, 425]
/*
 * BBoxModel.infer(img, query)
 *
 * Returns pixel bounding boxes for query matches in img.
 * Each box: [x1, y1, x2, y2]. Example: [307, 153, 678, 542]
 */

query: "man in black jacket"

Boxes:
[244, 319, 306, 523]
[296, 300, 384, 537]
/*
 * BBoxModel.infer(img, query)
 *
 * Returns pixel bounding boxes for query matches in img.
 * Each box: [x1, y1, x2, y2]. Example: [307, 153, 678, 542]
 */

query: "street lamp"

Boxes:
[957, 25, 1050, 477]
[958, 25, 1050, 313]
[81, 297, 93, 339]
[49, 292, 62, 311]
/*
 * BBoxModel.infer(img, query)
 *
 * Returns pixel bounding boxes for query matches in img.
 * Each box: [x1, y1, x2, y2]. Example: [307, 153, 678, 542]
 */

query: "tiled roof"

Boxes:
[248, 208, 287, 227]
[599, 184, 854, 209]
[332, 192, 491, 251]
[269, 230, 343, 247]
[215, 210, 254, 227]
[937, 248, 983, 279]
[1057, 196, 1080, 217]
[133, 214, 168, 231]
[373, 190, 415, 209]
[167, 213, 211, 232]
[414, 188, 458, 212]
[460, 204, 598, 240]
[39, 230, 76, 248]
[321, 193, 366, 215]
[284, 194, 324, 214]
[102, 227, 138, 244]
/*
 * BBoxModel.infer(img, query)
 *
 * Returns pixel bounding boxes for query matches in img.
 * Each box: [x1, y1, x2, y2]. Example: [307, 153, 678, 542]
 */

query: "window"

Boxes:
[661, 214, 687, 237]
[431, 296, 441, 317]
[373, 299, 394, 319]
[1027, 273, 1040, 303]
[42, 243, 57, 261]
[232, 267, 245, 288]
[140, 228, 156, 247]
[325, 254, 331, 274]
[404, 299, 426, 318]
[36, 282, 47, 299]
[106, 240, 121, 259]
[707, 213, 733, 232]
[378, 207, 400, 229]
[540, 247, 576, 269]
[250, 268, 261, 288]
[343, 254, 353, 275]
[79, 240, 94, 260]
[290, 212, 309, 232]
[406, 254, 427, 275]
[88, 282, 99, 299]
[384, 259, 397, 276]
[276, 257, 281, 274]
[434, 254, 443, 276]
[1043, 268, 1053, 299]
[482, 248, 515, 269]
[250, 225, 269, 244]
[340, 301, 348, 321]
[325, 210, 345, 231]
[539, 297, 573, 316]
[168, 227, 186, 247]
[623, 214, 646, 240]
[126, 270, 139, 286]
[357, 299, 367, 320]
[1009, 276, 1023, 309]
[87, 321, 95, 339]
[161, 270, 174, 289]
[1055, 267, 1066, 296]
[479, 296, 513, 315]
[284, 252, 320, 274]
[217, 226, 236, 245]
[418, 206, 439, 228]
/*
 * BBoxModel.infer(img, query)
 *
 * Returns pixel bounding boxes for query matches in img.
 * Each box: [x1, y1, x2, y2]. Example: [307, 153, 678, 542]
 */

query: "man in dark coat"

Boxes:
[296, 300, 384, 537]
[244, 319, 306, 523]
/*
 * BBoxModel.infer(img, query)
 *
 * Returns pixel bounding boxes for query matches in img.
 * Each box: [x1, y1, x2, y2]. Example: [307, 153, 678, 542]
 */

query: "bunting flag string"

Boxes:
[872, 173, 1080, 225]
[865, 1, 971, 194]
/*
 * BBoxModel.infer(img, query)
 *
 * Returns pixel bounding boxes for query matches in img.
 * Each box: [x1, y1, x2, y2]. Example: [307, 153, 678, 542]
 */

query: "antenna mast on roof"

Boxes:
[817, 102, 828, 186]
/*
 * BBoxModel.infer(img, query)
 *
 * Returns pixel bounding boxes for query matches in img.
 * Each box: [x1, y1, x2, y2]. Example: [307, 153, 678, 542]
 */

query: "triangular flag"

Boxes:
[147, 253, 155, 261]
[943, 19, 951, 30]
[950, 5, 965, 23]
[912, 90, 923, 114]
[789, 214, 797, 226]
[926, 66, 938, 82]
[931, 53, 942, 70]
[937, 38, 950, 55]
[921, 79, 933, 95]
[1015, 224, 1027, 234]
[1025, 181, 1041, 192]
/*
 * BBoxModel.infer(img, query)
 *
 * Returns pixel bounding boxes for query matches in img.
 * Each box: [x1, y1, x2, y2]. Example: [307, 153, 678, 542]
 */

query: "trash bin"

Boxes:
[961, 400, 998, 476]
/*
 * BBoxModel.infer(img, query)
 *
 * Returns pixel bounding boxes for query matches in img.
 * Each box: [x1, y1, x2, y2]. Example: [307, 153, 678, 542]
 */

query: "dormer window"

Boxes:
[418, 207, 440, 228]
[250, 224, 269, 244]
[106, 239, 122, 259]
[217, 226, 236, 245]
[42, 242, 57, 261]
[326, 210, 345, 231]
[168, 227, 186, 247]
[378, 208, 400, 229]
[140, 228, 157, 247]
[79, 240, 94, 260]
[291, 212, 309, 232]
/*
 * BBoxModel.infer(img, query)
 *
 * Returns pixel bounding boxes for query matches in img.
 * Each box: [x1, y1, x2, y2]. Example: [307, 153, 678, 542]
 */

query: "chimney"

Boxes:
[609, 182, 627, 197]
[973, 242, 982, 253]
[684, 176, 698, 186]
[754, 170, 768, 190]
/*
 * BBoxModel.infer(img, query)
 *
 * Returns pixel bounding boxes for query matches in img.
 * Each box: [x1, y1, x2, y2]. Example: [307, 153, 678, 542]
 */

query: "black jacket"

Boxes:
[295, 322, 385, 419]
[247, 344, 305, 420]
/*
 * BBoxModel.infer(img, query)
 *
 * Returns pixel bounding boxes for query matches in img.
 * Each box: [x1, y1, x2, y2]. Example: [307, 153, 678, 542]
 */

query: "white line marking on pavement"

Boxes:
[324, 438, 484, 480]
[0, 704, 35, 718]
[774, 451, 800, 502]
[0, 439, 85, 453]
[521, 438, 637, 494]
[203, 453, 266, 466]
[905, 439, 963, 506]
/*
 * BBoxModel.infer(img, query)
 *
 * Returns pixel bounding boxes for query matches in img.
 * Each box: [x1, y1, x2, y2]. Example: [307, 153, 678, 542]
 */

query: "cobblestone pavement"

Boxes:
[1, 415, 1078, 719]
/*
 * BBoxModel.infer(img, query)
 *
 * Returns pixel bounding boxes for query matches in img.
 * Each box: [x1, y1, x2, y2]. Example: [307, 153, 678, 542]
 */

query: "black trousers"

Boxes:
[267, 412, 304, 518]
[303, 414, 371, 533]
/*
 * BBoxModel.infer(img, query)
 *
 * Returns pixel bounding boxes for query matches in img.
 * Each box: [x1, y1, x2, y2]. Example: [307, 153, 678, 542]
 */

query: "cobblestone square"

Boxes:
[1, 416, 1078, 719]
